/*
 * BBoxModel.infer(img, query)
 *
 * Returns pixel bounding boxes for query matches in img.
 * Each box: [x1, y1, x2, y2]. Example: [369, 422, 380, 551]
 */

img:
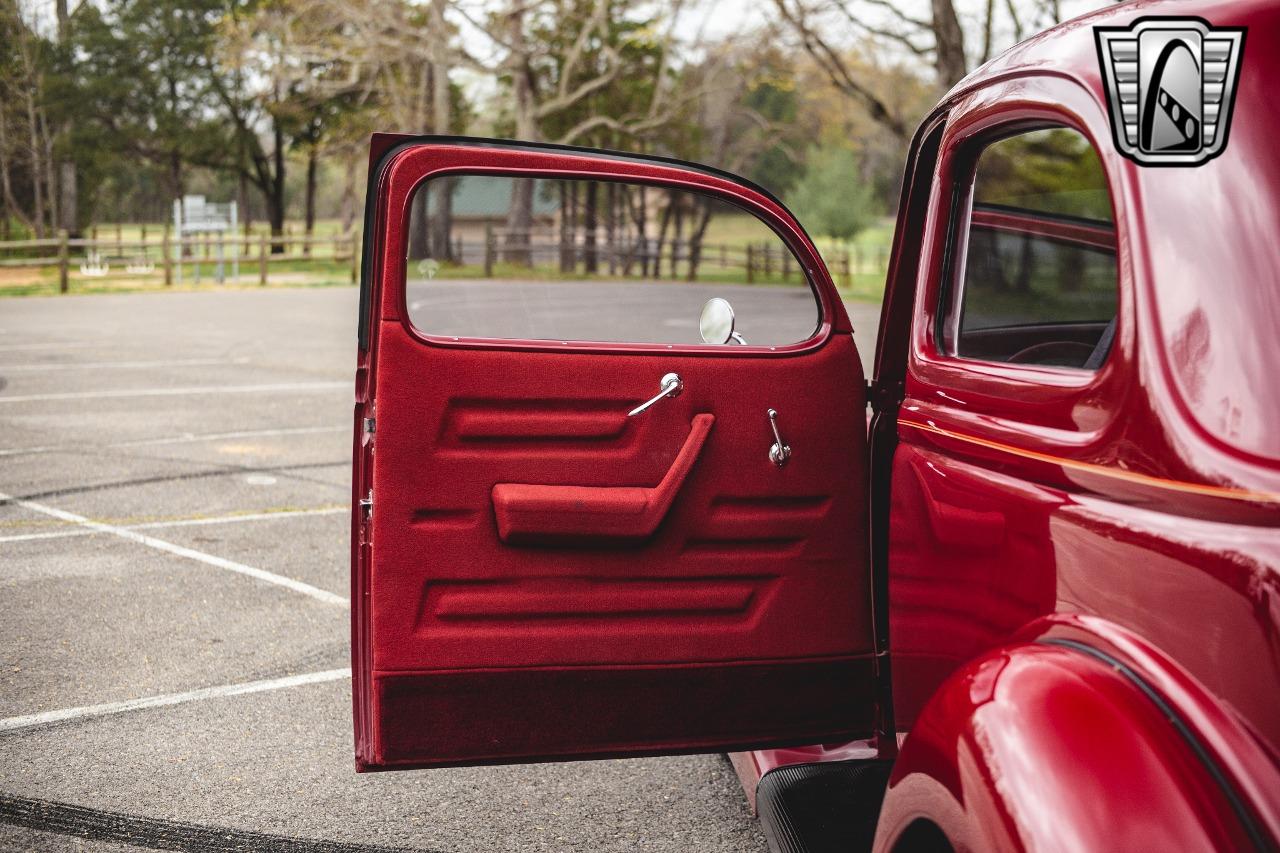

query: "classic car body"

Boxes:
[351, 1, 1280, 849]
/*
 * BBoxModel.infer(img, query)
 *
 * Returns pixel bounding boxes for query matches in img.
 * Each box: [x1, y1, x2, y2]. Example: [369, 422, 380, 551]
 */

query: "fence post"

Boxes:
[162, 225, 173, 286]
[116, 223, 123, 256]
[746, 243, 754, 284]
[57, 229, 69, 293]
[782, 249, 791, 282]
[258, 233, 267, 286]
[483, 224, 495, 277]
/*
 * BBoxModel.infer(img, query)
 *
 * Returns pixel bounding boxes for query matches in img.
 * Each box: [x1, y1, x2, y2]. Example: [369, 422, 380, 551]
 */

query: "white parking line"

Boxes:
[0, 424, 346, 458]
[0, 668, 351, 733]
[0, 491, 350, 608]
[0, 356, 250, 372]
[0, 506, 346, 544]
[0, 380, 347, 404]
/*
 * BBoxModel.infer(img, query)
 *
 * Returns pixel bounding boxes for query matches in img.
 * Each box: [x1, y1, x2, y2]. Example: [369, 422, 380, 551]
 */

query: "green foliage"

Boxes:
[974, 128, 1112, 222]
[789, 145, 879, 241]
[740, 61, 803, 197]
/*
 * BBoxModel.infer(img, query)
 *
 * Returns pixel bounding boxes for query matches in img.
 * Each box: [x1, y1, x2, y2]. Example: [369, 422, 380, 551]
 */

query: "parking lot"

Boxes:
[0, 286, 879, 852]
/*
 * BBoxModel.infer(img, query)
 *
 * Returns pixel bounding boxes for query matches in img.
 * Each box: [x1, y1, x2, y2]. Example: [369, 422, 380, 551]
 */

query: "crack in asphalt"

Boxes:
[0, 794, 440, 853]
[0, 459, 348, 505]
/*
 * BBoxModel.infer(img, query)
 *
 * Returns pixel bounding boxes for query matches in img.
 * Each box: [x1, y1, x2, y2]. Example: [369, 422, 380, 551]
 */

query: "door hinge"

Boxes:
[360, 489, 373, 518]
[866, 379, 904, 411]
[363, 417, 375, 435]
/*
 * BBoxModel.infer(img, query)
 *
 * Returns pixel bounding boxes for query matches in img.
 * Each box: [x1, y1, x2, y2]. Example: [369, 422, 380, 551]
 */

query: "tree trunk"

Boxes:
[670, 196, 684, 279]
[502, 6, 536, 266]
[430, 178, 456, 262]
[930, 0, 968, 88]
[605, 182, 616, 275]
[583, 181, 598, 274]
[408, 188, 430, 259]
[0, 108, 36, 236]
[339, 151, 358, 234]
[653, 190, 675, 279]
[238, 170, 250, 245]
[56, 0, 77, 236]
[429, 0, 455, 263]
[40, 108, 58, 233]
[269, 115, 286, 254]
[170, 151, 184, 202]
[685, 198, 714, 282]
[304, 144, 318, 255]
[25, 88, 45, 238]
[558, 181, 573, 272]
[635, 185, 648, 277]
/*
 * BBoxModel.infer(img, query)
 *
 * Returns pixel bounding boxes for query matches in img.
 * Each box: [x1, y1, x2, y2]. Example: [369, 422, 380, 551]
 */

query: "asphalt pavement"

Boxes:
[0, 285, 880, 852]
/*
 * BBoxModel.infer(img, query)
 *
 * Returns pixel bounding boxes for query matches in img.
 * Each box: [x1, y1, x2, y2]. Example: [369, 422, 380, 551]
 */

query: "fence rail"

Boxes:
[436, 225, 887, 287]
[0, 229, 360, 292]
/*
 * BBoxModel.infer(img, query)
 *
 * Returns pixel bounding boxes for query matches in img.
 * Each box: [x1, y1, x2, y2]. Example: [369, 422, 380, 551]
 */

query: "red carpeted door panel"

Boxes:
[352, 139, 875, 770]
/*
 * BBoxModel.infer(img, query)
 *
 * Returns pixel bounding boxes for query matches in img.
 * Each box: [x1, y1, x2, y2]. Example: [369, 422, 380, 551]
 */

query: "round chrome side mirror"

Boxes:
[699, 297, 738, 345]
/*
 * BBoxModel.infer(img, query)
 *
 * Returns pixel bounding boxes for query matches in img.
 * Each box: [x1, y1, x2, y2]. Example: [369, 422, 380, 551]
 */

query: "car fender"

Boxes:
[873, 642, 1263, 852]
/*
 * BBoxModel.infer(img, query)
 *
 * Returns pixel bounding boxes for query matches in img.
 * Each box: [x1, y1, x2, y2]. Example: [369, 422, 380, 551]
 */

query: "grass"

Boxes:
[0, 258, 356, 297]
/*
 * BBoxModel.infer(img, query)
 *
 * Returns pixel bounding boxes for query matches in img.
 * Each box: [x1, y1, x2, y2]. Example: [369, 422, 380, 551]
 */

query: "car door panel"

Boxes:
[353, 138, 875, 769]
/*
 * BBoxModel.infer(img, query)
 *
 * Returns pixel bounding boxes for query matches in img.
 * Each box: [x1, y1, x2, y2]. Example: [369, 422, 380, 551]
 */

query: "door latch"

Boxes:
[767, 409, 791, 467]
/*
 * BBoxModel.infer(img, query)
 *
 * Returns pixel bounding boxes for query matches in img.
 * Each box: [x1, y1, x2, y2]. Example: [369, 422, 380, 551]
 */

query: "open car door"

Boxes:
[351, 135, 878, 770]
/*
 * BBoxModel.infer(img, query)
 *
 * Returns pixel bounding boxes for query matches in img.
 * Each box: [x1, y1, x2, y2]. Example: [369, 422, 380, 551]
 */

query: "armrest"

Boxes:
[492, 413, 715, 544]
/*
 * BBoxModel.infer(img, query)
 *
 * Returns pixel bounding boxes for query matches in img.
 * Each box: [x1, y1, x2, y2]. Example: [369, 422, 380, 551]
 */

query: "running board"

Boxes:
[756, 760, 895, 853]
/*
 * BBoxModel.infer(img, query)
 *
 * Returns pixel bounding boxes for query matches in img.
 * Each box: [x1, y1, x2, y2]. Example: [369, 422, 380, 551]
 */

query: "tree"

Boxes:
[790, 143, 878, 241]
[478, 0, 689, 265]
[67, 0, 226, 214]
[0, 2, 56, 237]
[313, 0, 463, 257]
[769, 0, 1071, 139]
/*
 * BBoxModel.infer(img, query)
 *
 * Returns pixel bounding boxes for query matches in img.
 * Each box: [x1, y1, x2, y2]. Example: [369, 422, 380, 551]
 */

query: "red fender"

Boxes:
[873, 643, 1262, 852]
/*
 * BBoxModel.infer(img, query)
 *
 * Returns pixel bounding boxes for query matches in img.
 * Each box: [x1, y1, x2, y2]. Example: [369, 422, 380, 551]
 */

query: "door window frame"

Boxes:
[937, 124, 1119, 370]
[367, 140, 848, 359]
[905, 75, 1135, 439]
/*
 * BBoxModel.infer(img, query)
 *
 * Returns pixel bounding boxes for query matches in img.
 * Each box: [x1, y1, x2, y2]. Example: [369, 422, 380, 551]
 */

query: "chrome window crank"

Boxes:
[768, 408, 791, 466]
[628, 373, 683, 417]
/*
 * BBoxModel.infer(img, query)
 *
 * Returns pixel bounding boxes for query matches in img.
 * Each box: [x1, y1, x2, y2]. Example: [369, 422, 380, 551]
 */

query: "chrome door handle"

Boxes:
[768, 408, 791, 466]
[628, 373, 683, 417]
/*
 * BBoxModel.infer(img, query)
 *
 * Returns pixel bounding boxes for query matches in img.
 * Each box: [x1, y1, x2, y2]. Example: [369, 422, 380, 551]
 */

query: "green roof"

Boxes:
[435, 176, 560, 217]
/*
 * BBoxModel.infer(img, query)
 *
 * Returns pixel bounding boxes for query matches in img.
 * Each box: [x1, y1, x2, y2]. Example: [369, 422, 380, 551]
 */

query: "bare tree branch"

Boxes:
[771, 0, 909, 139]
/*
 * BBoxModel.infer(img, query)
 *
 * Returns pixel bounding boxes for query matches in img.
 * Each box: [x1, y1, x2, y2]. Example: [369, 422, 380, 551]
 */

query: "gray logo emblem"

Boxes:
[1095, 17, 1245, 166]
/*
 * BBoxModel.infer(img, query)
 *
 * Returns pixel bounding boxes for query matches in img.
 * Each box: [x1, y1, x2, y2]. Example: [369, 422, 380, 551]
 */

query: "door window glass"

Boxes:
[942, 127, 1117, 369]
[403, 176, 820, 347]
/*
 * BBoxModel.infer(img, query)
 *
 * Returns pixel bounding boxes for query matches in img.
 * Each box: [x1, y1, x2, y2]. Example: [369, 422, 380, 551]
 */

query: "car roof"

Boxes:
[948, 0, 1271, 103]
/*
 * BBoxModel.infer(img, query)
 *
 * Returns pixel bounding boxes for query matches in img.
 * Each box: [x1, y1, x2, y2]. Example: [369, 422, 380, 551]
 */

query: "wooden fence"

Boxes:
[0, 229, 359, 293]
[0, 226, 888, 293]
[436, 226, 887, 287]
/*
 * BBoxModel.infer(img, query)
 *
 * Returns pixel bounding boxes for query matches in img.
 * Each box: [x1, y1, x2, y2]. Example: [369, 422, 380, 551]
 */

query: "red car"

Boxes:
[349, 0, 1280, 849]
